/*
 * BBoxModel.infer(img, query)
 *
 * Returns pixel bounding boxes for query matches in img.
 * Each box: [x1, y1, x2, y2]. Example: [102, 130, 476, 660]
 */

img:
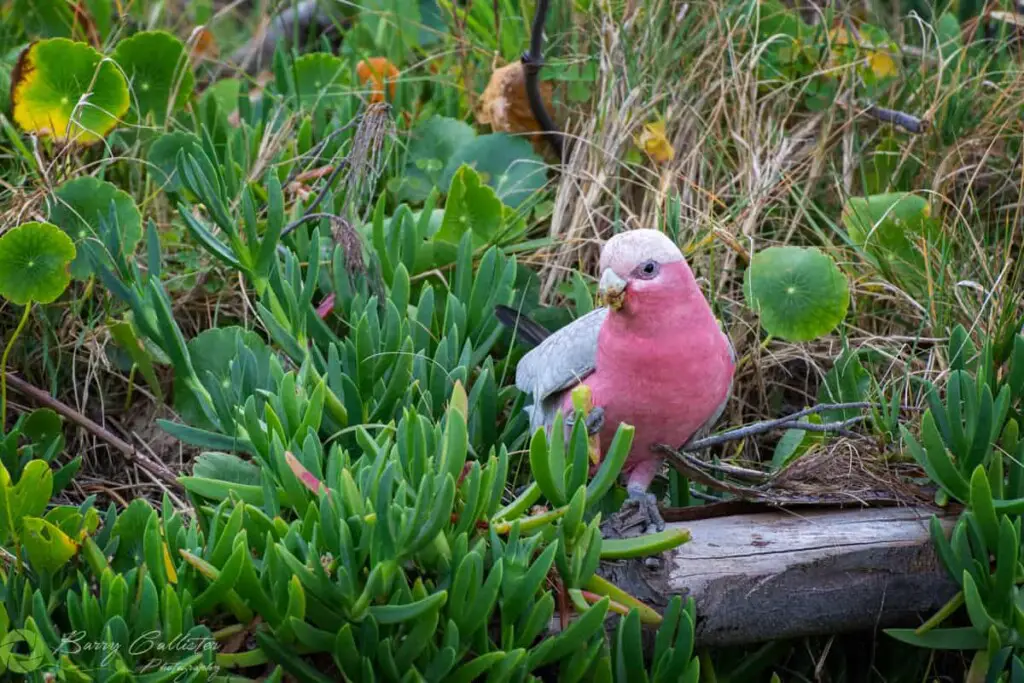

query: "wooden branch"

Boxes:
[598, 505, 958, 646]
[6, 373, 182, 490]
[678, 402, 878, 452]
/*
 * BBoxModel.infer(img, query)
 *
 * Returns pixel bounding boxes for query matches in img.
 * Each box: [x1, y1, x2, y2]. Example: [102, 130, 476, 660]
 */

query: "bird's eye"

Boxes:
[636, 260, 659, 279]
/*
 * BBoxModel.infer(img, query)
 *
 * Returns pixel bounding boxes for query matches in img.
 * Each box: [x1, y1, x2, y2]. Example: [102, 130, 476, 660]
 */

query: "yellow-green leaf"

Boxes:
[10, 461, 53, 521]
[450, 380, 468, 420]
[163, 542, 178, 584]
[0, 465, 15, 544]
[12, 38, 129, 144]
[21, 516, 78, 572]
[636, 119, 675, 164]
[867, 50, 897, 78]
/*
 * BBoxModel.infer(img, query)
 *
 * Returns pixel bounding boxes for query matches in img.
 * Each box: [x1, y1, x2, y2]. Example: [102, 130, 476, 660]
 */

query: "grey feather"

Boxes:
[685, 327, 735, 447]
[515, 307, 609, 432]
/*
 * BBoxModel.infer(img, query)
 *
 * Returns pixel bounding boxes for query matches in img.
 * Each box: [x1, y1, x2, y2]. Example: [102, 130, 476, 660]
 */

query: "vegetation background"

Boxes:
[2, 0, 1024, 680]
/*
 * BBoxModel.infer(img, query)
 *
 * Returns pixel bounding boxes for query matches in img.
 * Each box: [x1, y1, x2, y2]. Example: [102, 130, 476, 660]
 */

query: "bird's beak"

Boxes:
[597, 269, 627, 310]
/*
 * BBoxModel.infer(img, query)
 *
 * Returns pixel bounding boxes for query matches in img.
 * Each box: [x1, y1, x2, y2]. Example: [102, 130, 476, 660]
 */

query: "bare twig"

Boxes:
[661, 450, 757, 498]
[5, 373, 181, 490]
[655, 415, 865, 494]
[284, 120, 361, 186]
[838, 95, 929, 134]
[683, 416, 866, 450]
[657, 447, 913, 507]
[679, 403, 876, 452]
[521, 0, 564, 159]
[280, 212, 339, 238]
[863, 104, 929, 134]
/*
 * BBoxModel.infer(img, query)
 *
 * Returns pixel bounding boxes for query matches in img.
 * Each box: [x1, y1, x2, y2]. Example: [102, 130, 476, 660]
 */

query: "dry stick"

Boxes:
[105, 418, 189, 510]
[279, 158, 354, 240]
[660, 450, 762, 499]
[5, 373, 181, 490]
[280, 211, 341, 239]
[655, 404, 877, 500]
[863, 104, 929, 134]
[677, 402, 876, 452]
[837, 95, 928, 135]
[284, 120, 360, 187]
[683, 415, 867, 451]
[521, 0, 564, 160]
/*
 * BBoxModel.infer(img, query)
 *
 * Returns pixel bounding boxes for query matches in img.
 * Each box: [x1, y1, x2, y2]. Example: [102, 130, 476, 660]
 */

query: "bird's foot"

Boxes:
[615, 483, 666, 534]
[565, 406, 606, 436]
[569, 406, 606, 472]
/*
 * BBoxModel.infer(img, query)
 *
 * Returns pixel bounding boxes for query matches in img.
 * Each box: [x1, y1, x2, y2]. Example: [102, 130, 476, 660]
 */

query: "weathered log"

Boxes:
[597, 506, 959, 646]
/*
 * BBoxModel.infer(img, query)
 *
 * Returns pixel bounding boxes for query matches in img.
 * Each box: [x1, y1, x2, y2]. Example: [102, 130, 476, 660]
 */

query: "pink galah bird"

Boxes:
[498, 229, 735, 531]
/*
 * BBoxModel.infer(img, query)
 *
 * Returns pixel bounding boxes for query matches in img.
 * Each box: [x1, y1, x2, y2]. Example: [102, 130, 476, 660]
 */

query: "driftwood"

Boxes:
[598, 505, 958, 646]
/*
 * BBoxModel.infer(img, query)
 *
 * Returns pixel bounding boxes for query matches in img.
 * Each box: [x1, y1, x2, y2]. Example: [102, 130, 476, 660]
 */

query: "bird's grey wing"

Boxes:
[515, 307, 609, 432]
[687, 325, 736, 446]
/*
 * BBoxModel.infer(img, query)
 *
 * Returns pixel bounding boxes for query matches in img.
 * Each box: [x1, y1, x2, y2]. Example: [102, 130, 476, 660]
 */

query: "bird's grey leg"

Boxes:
[565, 406, 606, 436]
[624, 482, 666, 533]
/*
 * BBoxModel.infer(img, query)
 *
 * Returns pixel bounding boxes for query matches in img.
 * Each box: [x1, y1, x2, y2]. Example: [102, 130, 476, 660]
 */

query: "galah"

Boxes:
[497, 229, 735, 531]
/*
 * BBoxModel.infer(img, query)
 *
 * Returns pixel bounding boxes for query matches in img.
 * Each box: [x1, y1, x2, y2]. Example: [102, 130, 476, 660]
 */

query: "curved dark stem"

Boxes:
[521, 0, 564, 160]
[528, 0, 548, 63]
[281, 212, 340, 239]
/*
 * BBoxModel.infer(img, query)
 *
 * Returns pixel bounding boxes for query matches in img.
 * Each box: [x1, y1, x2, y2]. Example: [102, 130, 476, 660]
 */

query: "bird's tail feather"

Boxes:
[494, 304, 551, 347]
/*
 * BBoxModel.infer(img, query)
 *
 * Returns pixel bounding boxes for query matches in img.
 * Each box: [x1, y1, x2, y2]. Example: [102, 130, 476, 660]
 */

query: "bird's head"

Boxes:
[595, 229, 697, 313]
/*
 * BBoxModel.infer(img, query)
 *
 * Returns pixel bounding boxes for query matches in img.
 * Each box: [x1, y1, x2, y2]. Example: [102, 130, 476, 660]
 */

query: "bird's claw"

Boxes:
[566, 406, 605, 436]
[621, 483, 666, 534]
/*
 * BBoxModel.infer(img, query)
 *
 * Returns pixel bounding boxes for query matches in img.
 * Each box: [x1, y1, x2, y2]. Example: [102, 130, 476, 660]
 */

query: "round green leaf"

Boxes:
[13, 0, 76, 39]
[0, 46, 24, 115]
[842, 193, 934, 260]
[202, 77, 241, 114]
[293, 53, 348, 109]
[47, 176, 142, 279]
[441, 133, 547, 208]
[841, 192, 938, 294]
[842, 192, 931, 243]
[112, 30, 195, 124]
[743, 246, 850, 342]
[0, 221, 76, 305]
[175, 326, 278, 430]
[22, 408, 63, 446]
[11, 38, 129, 144]
[417, 0, 446, 46]
[148, 131, 204, 191]
[396, 115, 477, 203]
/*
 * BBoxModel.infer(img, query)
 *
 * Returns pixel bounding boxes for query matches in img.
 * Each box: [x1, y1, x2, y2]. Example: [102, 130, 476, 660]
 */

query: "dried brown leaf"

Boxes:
[476, 62, 554, 153]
